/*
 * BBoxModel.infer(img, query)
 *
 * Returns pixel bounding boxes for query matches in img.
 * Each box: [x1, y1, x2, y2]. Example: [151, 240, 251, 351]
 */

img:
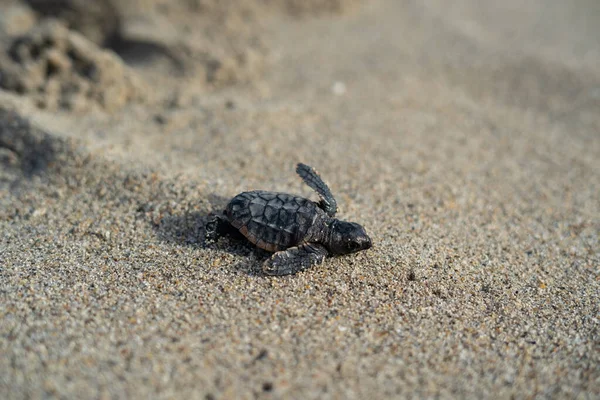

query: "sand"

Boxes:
[1, 0, 599, 398]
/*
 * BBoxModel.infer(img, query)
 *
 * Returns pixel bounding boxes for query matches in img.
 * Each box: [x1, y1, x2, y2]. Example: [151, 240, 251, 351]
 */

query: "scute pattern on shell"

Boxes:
[226, 190, 319, 252]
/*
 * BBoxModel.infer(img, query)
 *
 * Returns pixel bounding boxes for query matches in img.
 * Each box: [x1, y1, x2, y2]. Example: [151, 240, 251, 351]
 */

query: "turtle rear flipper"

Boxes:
[296, 163, 337, 217]
[205, 212, 243, 243]
[262, 243, 328, 275]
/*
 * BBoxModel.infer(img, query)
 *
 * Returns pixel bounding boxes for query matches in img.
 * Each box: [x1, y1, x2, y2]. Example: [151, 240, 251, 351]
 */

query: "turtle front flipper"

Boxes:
[263, 243, 328, 276]
[296, 163, 337, 217]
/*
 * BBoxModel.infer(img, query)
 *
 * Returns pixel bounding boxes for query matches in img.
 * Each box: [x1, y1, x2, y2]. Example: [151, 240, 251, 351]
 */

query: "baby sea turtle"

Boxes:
[205, 163, 372, 275]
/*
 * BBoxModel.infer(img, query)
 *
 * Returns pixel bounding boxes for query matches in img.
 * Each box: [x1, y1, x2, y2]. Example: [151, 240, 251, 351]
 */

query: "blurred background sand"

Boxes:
[1, 0, 599, 398]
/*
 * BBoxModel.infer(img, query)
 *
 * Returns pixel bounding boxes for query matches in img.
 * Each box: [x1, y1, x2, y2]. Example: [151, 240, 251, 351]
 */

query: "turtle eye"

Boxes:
[348, 241, 360, 252]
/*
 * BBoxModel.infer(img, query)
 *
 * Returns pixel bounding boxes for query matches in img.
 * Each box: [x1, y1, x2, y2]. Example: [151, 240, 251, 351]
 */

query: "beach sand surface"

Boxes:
[1, 0, 599, 398]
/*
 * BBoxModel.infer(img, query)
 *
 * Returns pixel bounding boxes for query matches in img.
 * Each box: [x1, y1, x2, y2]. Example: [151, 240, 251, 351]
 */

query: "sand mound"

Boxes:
[112, 0, 269, 87]
[0, 106, 214, 243]
[1, 0, 362, 99]
[0, 107, 83, 175]
[0, 20, 146, 111]
[24, 0, 120, 46]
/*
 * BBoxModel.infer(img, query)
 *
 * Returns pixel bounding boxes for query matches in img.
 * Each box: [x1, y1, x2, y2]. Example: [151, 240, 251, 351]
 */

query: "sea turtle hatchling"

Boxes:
[205, 163, 372, 275]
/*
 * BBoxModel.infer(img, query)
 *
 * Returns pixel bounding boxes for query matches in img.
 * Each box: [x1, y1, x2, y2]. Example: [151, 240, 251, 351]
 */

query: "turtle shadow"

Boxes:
[155, 210, 260, 258]
[0, 108, 75, 177]
[152, 193, 225, 248]
[152, 193, 271, 262]
[153, 209, 210, 248]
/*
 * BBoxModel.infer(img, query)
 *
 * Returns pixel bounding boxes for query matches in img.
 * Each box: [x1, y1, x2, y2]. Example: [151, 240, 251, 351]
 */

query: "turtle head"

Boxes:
[328, 220, 372, 255]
